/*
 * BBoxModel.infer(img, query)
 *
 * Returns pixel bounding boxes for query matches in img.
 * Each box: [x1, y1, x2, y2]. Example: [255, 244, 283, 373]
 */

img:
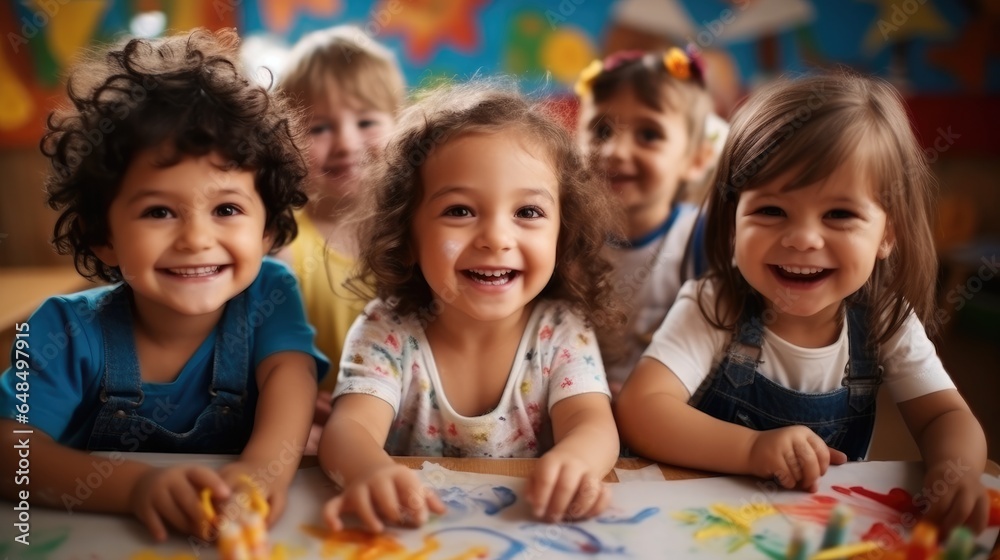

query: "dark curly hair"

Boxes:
[350, 81, 625, 335]
[42, 28, 309, 283]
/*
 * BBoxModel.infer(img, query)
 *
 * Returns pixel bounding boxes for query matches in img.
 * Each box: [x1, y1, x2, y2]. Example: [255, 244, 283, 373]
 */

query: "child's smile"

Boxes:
[734, 159, 893, 333]
[94, 147, 271, 321]
[412, 129, 560, 326]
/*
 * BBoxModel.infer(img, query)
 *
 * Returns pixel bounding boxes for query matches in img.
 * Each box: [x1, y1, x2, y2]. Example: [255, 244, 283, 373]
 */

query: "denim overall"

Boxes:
[693, 301, 882, 461]
[86, 286, 254, 453]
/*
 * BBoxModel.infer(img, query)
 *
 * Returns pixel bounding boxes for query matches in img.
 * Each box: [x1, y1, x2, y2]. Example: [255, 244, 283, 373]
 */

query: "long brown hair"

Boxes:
[701, 71, 938, 344]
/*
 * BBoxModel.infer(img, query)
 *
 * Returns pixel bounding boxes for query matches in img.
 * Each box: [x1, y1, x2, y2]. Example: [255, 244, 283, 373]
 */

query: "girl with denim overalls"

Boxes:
[615, 72, 992, 536]
[0, 29, 328, 542]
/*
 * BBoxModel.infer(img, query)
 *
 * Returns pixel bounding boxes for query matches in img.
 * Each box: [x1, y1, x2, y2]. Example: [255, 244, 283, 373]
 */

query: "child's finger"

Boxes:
[135, 504, 169, 542]
[784, 446, 804, 485]
[965, 493, 989, 535]
[344, 488, 384, 533]
[529, 464, 559, 519]
[794, 441, 820, 491]
[170, 480, 209, 537]
[544, 470, 582, 522]
[187, 466, 231, 501]
[266, 491, 287, 525]
[581, 484, 612, 520]
[369, 478, 405, 526]
[808, 435, 831, 476]
[156, 490, 193, 538]
[324, 496, 347, 532]
[395, 480, 428, 526]
[426, 488, 447, 515]
[828, 448, 848, 465]
[566, 477, 603, 520]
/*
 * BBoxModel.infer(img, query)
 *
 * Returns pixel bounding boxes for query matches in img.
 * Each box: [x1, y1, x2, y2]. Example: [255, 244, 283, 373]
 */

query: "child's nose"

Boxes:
[477, 217, 513, 252]
[329, 124, 363, 155]
[175, 217, 214, 252]
[781, 222, 825, 252]
[601, 133, 630, 162]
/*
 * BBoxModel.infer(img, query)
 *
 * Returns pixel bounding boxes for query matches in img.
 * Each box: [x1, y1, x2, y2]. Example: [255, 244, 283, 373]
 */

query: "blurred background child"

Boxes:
[275, 26, 406, 449]
[576, 47, 720, 395]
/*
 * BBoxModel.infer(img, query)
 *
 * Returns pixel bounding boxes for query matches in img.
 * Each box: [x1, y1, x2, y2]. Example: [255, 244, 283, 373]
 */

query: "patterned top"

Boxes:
[334, 299, 611, 458]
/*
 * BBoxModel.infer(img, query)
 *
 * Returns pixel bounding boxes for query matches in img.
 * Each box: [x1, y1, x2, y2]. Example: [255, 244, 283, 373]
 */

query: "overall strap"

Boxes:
[98, 286, 144, 408]
[209, 291, 249, 402]
[720, 299, 765, 388]
[841, 305, 882, 412]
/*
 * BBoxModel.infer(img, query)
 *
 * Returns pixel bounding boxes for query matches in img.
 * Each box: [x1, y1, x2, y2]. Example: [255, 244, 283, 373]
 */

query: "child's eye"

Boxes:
[142, 206, 173, 219]
[515, 206, 545, 219]
[358, 119, 379, 129]
[442, 206, 472, 218]
[308, 124, 331, 135]
[756, 206, 784, 217]
[637, 127, 664, 143]
[591, 122, 613, 142]
[215, 204, 243, 217]
[825, 209, 856, 220]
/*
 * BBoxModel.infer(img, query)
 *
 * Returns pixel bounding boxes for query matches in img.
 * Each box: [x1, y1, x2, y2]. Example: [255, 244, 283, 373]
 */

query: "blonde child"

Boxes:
[576, 47, 719, 393]
[319, 83, 623, 532]
[0, 29, 328, 541]
[276, 26, 404, 390]
[616, 72, 991, 535]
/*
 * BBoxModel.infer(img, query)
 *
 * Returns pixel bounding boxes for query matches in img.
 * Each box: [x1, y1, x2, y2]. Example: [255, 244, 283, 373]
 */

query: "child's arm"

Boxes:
[319, 394, 445, 533]
[0, 418, 228, 541]
[897, 389, 989, 534]
[528, 393, 618, 522]
[616, 358, 846, 491]
[219, 350, 317, 524]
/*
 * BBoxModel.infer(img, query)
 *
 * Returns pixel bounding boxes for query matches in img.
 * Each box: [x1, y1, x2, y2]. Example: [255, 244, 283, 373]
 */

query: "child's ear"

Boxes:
[682, 140, 717, 183]
[262, 229, 275, 254]
[877, 224, 896, 260]
[92, 243, 119, 267]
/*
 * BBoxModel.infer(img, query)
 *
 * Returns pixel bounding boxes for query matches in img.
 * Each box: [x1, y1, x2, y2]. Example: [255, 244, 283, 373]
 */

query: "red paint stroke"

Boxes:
[833, 486, 921, 517]
[861, 521, 905, 550]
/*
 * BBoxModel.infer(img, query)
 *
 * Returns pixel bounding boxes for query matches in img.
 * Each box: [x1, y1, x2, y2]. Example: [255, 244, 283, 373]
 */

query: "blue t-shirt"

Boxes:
[0, 258, 329, 449]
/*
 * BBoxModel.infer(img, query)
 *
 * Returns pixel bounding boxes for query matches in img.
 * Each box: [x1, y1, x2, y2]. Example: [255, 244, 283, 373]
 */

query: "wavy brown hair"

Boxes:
[701, 71, 938, 344]
[43, 28, 308, 283]
[351, 82, 625, 334]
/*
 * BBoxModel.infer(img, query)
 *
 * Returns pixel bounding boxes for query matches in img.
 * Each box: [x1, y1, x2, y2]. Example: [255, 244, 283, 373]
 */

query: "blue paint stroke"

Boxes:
[438, 485, 517, 515]
[430, 527, 526, 560]
[596, 507, 660, 525]
[520, 523, 627, 555]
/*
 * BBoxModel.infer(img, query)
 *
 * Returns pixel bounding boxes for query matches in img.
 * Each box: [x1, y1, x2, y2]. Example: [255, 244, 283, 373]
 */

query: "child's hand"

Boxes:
[749, 426, 848, 492]
[921, 463, 990, 535]
[129, 465, 230, 541]
[218, 461, 290, 525]
[527, 449, 611, 522]
[323, 463, 446, 533]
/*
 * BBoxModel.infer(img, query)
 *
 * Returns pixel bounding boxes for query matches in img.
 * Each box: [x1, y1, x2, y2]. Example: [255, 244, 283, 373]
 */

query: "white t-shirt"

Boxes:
[603, 204, 700, 389]
[643, 279, 955, 403]
[334, 299, 611, 458]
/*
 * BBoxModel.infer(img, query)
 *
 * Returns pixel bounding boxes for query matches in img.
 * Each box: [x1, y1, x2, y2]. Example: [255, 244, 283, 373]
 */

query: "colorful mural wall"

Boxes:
[1, 0, 997, 149]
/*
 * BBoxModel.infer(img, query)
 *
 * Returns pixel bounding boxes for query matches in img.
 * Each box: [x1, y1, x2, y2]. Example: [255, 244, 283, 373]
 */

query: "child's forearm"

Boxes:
[318, 417, 396, 487]
[616, 392, 756, 474]
[0, 420, 151, 513]
[552, 415, 619, 477]
[242, 360, 318, 487]
[916, 409, 987, 476]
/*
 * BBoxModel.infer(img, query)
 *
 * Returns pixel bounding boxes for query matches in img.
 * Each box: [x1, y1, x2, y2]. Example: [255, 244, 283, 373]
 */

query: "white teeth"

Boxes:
[168, 266, 221, 277]
[779, 265, 824, 275]
[469, 269, 512, 277]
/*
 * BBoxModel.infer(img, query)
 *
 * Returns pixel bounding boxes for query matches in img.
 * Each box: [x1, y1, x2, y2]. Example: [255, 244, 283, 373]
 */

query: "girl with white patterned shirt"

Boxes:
[318, 83, 625, 533]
